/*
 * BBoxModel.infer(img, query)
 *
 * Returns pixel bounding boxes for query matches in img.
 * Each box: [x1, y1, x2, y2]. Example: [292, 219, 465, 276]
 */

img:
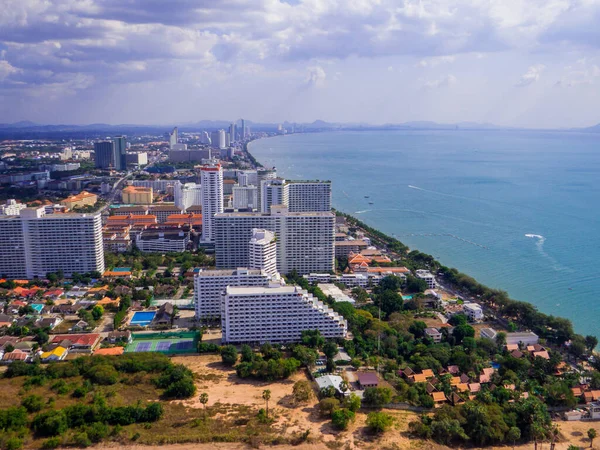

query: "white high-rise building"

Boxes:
[169, 127, 178, 149]
[221, 284, 347, 344]
[225, 132, 231, 147]
[229, 123, 236, 142]
[174, 181, 203, 210]
[249, 228, 277, 276]
[218, 129, 226, 149]
[232, 184, 258, 210]
[200, 131, 211, 145]
[0, 208, 104, 279]
[200, 163, 223, 242]
[194, 268, 278, 319]
[214, 205, 335, 274]
[260, 178, 288, 213]
[0, 199, 26, 216]
[288, 181, 331, 212]
[256, 168, 276, 211]
[238, 170, 258, 187]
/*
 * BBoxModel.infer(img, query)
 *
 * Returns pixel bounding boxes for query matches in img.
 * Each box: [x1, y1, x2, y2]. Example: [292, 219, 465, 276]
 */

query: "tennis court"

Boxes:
[124, 331, 200, 354]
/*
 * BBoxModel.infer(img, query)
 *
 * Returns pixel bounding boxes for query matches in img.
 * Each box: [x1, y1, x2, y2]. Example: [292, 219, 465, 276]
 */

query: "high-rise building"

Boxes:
[0, 208, 105, 279]
[249, 228, 277, 276]
[169, 127, 178, 149]
[225, 132, 231, 147]
[238, 170, 258, 187]
[0, 199, 26, 216]
[229, 123, 236, 142]
[232, 184, 258, 210]
[210, 131, 220, 148]
[218, 129, 226, 149]
[214, 205, 335, 274]
[174, 181, 203, 210]
[241, 119, 246, 139]
[260, 178, 288, 213]
[194, 268, 278, 320]
[94, 141, 115, 169]
[200, 131, 211, 145]
[200, 163, 223, 242]
[113, 136, 127, 171]
[287, 181, 331, 212]
[221, 284, 347, 344]
[256, 168, 276, 211]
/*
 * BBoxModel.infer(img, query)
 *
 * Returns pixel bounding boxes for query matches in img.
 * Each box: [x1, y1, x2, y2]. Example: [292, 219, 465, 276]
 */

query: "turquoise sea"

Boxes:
[249, 130, 600, 339]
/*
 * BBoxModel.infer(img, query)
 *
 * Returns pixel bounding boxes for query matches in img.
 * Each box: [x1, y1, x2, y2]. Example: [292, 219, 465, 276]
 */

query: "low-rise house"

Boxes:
[357, 372, 379, 389]
[108, 330, 132, 344]
[480, 327, 497, 341]
[315, 374, 350, 397]
[463, 303, 484, 322]
[40, 346, 68, 362]
[43, 288, 65, 299]
[52, 303, 83, 315]
[153, 302, 174, 326]
[431, 391, 447, 404]
[448, 392, 466, 406]
[36, 317, 62, 330]
[424, 327, 442, 343]
[2, 349, 30, 363]
[0, 314, 14, 328]
[97, 296, 121, 309]
[468, 383, 481, 393]
[71, 320, 90, 332]
[505, 331, 539, 346]
[51, 334, 101, 353]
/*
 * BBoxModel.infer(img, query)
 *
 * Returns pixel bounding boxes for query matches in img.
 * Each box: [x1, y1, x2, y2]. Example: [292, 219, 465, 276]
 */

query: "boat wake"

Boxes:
[354, 210, 371, 214]
[525, 234, 572, 273]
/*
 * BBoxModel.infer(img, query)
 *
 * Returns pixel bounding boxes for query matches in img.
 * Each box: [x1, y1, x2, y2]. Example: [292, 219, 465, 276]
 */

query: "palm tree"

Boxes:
[262, 389, 271, 418]
[199, 393, 209, 409]
[588, 428, 597, 448]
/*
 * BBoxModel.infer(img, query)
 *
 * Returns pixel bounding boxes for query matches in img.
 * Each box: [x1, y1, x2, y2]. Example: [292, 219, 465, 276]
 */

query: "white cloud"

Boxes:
[0, 60, 20, 79]
[515, 64, 545, 87]
[417, 55, 456, 68]
[304, 65, 326, 88]
[556, 59, 600, 87]
[423, 74, 457, 88]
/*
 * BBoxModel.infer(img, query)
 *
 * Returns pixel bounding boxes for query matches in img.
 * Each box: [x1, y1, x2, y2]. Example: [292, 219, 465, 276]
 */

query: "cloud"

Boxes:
[304, 65, 326, 88]
[417, 55, 455, 68]
[555, 58, 600, 87]
[423, 74, 457, 88]
[515, 64, 545, 87]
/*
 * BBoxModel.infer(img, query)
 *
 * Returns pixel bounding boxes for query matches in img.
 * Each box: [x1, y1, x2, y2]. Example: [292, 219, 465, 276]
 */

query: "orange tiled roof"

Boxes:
[94, 347, 124, 356]
[366, 267, 410, 274]
[431, 391, 447, 402]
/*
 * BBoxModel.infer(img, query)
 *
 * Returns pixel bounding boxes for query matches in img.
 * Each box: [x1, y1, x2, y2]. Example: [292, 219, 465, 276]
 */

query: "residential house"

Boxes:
[153, 302, 174, 326]
[40, 346, 68, 362]
[315, 374, 350, 397]
[357, 372, 379, 389]
[108, 330, 132, 344]
[424, 327, 442, 343]
[2, 349, 30, 363]
[51, 334, 101, 353]
[71, 320, 90, 332]
[0, 314, 14, 328]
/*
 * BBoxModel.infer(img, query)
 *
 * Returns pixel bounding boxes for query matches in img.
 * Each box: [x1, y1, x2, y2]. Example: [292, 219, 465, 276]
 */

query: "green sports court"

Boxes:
[124, 331, 200, 354]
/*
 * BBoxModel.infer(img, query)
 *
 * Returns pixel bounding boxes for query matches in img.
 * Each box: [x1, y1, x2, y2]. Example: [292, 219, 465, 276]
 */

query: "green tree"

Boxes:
[292, 380, 314, 404]
[366, 411, 394, 433]
[262, 389, 271, 418]
[588, 428, 597, 448]
[323, 341, 338, 359]
[507, 426, 521, 450]
[318, 397, 340, 417]
[220, 345, 238, 366]
[343, 393, 361, 412]
[22, 394, 44, 412]
[91, 305, 104, 321]
[586, 336, 599, 352]
[240, 344, 254, 363]
[199, 393, 209, 409]
[302, 329, 325, 349]
[331, 408, 355, 430]
[363, 387, 393, 407]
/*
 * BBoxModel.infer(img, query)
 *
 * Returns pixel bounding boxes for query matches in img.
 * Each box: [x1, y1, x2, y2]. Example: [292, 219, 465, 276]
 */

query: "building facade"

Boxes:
[0, 208, 104, 279]
[232, 185, 258, 210]
[249, 228, 277, 276]
[200, 163, 223, 242]
[122, 186, 153, 204]
[94, 141, 115, 169]
[221, 285, 347, 344]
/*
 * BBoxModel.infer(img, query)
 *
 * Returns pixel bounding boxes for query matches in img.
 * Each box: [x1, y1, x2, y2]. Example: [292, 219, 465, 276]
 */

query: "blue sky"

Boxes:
[0, 0, 599, 128]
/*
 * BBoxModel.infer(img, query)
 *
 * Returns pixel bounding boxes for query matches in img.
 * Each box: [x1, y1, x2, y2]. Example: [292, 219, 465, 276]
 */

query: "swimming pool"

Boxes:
[130, 311, 156, 326]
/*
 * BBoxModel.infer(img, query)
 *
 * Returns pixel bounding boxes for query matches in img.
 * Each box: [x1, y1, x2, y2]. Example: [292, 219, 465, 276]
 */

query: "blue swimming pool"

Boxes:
[130, 311, 156, 326]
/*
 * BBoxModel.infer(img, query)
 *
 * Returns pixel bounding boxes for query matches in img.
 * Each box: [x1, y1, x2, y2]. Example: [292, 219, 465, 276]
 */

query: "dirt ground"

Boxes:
[160, 355, 600, 450]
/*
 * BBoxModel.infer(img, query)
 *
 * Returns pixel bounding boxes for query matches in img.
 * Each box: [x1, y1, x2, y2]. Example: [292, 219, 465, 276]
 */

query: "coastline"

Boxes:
[245, 136, 588, 345]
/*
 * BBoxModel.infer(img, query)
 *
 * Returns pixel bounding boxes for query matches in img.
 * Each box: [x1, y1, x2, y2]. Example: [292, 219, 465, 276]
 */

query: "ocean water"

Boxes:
[249, 130, 600, 339]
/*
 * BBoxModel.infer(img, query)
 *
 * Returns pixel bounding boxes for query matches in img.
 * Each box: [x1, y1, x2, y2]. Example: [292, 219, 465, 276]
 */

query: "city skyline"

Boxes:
[0, 1, 599, 128]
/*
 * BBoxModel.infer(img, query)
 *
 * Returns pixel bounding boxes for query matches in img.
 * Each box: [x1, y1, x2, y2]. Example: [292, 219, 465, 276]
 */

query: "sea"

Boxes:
[249, 130, 600, 339]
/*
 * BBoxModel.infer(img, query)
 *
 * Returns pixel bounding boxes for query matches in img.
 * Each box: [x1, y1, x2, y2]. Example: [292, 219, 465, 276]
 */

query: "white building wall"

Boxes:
[232, 185, 258, 210]
[249, 229, 277, 276]
[200, 164, 223, 242]
[287, 182, 332, 212]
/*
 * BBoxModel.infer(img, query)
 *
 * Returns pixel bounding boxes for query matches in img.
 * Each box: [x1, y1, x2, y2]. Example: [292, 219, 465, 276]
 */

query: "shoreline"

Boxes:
[245, 136, 590, 345]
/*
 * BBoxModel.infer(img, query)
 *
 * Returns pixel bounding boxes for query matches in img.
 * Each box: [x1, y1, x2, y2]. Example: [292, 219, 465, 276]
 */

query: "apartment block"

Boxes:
[221, 285, 347, 344]
[249, 228, 277, 276]
[0, 208, 104, 279]
[122, 186, 153, 204]
[214, 205, 335, 275]
[200, 163, 223, 242]
[415, 269, 436, 289]
[194, 268, 276, 319]
[232, 184, 258, 210]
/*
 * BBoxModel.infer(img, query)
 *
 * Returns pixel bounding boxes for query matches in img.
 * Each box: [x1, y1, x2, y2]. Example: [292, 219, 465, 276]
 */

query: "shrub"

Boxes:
[163, 379, 196, 399]
[366, 411, 394, 433]
[73, 431, 91, 447]
[131, 432, 141, 441]
[88, 364, 119, 385]
[41, 437, 61, 449]
[331, 408, 355, 430]
[32, 410, 68, 437]
[22, 395, 44, 413]
[292, 380, 314, 403]
[4, 437, 23, 450]
[0, 407, 28, 432]
[318, 398, 340, 417]
[221, 345, 238, 366]
[85, 423, 109, 443]
[363, 387, 393, 407]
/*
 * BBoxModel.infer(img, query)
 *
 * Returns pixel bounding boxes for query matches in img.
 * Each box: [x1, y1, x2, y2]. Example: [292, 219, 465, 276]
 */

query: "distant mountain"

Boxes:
[582, 123, 600, 132]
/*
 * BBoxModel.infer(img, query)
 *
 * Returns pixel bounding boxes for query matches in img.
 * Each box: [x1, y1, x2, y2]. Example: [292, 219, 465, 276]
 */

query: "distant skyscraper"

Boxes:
[200, 131, 211, 145]
[241, 119, 246, 139]
[229, 123, 236, 142]
[200, 163, 223, 242]
[225, 132, 231, 148]
[169, 127, 178, 149]
[94, 141, 115, 169]
[210, 131, 220, 148]
[218, 129, 226, 149]
[113, 136, 127, 171]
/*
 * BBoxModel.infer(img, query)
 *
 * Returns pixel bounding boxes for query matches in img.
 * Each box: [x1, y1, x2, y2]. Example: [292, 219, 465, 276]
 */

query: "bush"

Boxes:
[86, 422, 109, 443]
[366, 411, 394, 433]
[4, 437, 23, 450]
[363, 387, 393, 407]
[41, 437, 61, 449]
[318, 398, 340, 417]
[331, 408, 355, 430]
[73, 431, 91, 447]
[292, 380, 314, 403]
[22, 394, 44, 413]
[32, 410, 68, 437]
[197, 343, 220, 353]
[221, 345, 238, 366]
[88, 364, 119, 385]
[131, 432, 141, 441]
[0, 407, 28, 432]
[163, 379, 196, 399]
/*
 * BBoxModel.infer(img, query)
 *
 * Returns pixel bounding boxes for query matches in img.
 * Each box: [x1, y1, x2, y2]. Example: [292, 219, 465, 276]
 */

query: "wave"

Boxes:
[408, 185, 424, 191]
[354, 210, 371, 214]
[525, 234, 544, 240]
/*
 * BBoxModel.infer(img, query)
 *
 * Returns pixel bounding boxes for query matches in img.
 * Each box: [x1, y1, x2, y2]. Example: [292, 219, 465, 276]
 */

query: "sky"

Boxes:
[0, 0, 599, 128]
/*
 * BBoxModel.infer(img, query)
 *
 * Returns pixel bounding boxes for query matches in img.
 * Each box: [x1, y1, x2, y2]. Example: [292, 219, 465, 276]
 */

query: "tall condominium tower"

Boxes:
[260, 178, 288, 213]
[113, 136, 127, 171]
[214, 205, 335, 274]
[169, 127, 178, 149]
[241, 119, 246, 139]
[194, 268, 278, 320]
[238, 170, 258, 187]
[232, 185, 258, 210]
[229, 123, 236, 142]
[256, 167, 276, 211]
[221, 284, 347, 344]
[94, 141, 115, 169]
[200, 163, 223, 242]
[249, 228, 277, 276]
[0, 208, 105, 279]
